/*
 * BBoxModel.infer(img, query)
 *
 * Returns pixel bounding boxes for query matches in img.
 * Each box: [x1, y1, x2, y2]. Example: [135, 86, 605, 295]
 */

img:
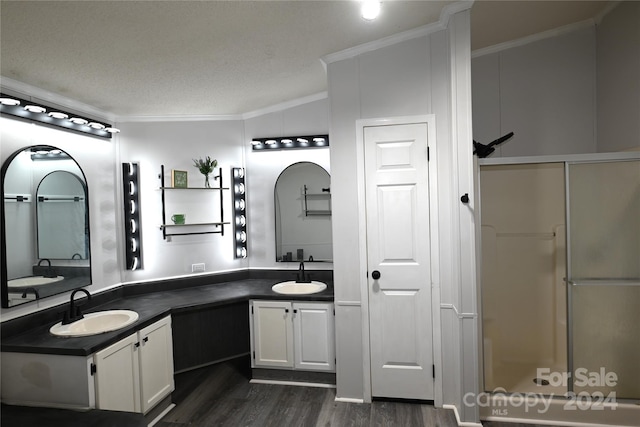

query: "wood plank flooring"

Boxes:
[157, 357, 560, 427]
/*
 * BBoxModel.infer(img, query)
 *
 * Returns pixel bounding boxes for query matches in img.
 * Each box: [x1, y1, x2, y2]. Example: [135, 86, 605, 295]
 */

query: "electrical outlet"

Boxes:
[192, 263, 205, 273]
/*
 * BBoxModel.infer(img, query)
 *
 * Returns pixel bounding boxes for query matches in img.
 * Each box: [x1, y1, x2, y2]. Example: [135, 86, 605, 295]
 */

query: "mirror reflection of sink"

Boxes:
[50, 310, 139, 337]
[8, 276, 64, 288]
[272, 281, 327, 295]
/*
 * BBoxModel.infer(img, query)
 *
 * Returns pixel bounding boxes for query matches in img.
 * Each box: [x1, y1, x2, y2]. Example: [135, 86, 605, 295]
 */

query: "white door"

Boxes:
[139, 316, 175, 413]
[293, 302, 335, 372]
[94, 332, 141, 412]
[251, 300, 294, 368]
[364, 122, 434, 400]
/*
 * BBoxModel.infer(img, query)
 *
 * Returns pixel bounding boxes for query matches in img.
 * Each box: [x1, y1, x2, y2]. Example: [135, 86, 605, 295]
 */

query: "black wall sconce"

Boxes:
[232, 167, 247, 259]
[0, 93, 119, 139]
[251, 135, 329, 151]
[122, 162, 143, 270]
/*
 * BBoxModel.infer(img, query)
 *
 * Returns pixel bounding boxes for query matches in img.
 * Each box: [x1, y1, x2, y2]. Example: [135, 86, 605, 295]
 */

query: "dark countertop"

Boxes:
[1, 278, 333, 357]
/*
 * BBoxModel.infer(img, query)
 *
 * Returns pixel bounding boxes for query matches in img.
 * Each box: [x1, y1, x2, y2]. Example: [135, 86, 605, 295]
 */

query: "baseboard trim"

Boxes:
[334, 397, 365, 404]
[443, 404, 483, 427]
[249, 379, 336, 389]
[147, 403, 175, 427]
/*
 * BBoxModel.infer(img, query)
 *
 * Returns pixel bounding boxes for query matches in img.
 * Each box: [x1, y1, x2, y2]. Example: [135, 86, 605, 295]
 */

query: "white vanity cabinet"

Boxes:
[0, 315, 174, 414]
[249, 300, 335, 372]
[94, 315, 174, 413]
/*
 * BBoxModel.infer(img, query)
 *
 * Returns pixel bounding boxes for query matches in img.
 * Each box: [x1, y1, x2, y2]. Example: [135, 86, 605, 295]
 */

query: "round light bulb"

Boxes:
[361, 0, 381, 21]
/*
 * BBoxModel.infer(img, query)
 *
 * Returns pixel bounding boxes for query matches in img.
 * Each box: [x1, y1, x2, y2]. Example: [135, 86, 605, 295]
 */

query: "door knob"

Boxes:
[371, 270, 381, 280]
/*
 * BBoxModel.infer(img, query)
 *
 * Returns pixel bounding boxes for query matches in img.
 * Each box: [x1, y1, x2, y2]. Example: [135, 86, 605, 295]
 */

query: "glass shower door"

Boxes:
[567, 159, 640, 399]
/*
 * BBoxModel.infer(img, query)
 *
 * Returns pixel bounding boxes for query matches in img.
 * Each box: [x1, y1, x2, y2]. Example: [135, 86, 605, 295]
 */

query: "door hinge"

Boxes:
[90, 363, 97, 376]
[427, 146, 430, 161]
[252, 351, 255, 359]
[251, 306, 254, 314]
[432, 364, 435, 379]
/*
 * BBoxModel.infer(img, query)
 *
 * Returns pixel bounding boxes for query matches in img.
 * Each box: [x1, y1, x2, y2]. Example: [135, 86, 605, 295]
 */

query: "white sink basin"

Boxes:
[272, 280, 327, 295]
[8, 276, 64, 288]
[50, 310, 139, 337]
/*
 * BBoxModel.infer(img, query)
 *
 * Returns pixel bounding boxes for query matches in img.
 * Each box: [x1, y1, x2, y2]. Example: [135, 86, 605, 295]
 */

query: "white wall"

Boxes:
[472, 25, 597, 157]
[1, 117, 119, 318]
[327, 7, 478, 423]
[244, 98, 331, 270]
[596, 1, 640, 153]
[1, 97, 331, 319]
[472, 1, 640, 157]
[116, 119, 247, 283]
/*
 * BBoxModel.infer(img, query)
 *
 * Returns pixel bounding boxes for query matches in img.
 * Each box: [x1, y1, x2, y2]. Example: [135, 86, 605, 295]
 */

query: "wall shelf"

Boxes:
[303, 184, 331, 216]
[158, 165, 229, 240]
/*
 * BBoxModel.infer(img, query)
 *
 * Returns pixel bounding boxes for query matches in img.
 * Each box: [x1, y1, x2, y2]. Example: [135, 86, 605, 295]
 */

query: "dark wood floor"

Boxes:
[157, 358, 558, 427]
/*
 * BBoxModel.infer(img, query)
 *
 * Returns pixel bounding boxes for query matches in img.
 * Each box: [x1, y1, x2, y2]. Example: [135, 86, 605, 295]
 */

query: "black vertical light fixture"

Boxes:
[232, 167, 247, 259]
[122, 162, 143, 270]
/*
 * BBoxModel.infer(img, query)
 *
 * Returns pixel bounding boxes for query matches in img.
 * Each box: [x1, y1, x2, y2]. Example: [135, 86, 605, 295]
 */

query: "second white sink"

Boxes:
[8, 276, 64, 288]
[50, 310, 139, 337]
[272, 280, 327, 295]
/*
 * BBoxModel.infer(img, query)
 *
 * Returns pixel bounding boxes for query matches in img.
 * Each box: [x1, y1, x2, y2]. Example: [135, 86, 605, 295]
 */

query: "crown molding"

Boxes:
[471, 18, 595, 59]
[321, 0, 474, 66]
[241, 91, 328, 120]
[116, 92, 328, 122]
[1, 76, 116, 122]
[116, 114, 243, 123]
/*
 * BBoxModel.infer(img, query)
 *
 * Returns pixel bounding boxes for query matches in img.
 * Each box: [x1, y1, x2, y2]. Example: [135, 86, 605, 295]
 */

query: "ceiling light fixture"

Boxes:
[361, 0, 381, 21]
[88, 122, 106, 130]
[251, 135, 329, 151]
[24, 105, 46, 113]
[0, 97, 20, 106]
[69, 117, 88, 125]
[0, 92, 116, 139]
[48, 112, 68, 119]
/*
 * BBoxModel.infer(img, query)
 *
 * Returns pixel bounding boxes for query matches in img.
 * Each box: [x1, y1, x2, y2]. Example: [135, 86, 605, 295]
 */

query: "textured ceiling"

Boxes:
[0, 1, 611, 118]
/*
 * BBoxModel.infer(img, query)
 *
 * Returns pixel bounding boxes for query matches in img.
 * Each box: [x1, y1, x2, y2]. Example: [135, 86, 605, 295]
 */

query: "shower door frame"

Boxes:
[477, 150, 640, 396]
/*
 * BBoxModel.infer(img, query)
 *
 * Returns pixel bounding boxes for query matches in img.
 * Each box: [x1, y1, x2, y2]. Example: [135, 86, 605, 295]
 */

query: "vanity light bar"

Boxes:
[0, 92, 118, 139]
[232, 167, 248, 259]
[251, 134, 329, 151]
[122, 162, 143, 270]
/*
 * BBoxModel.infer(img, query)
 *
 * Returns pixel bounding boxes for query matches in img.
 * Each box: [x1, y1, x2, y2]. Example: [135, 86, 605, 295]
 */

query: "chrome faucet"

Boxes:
[37, 258, 56, 278]
[21, 287, 40, 300]
[62, 288, 91, 325]
[296, 261, 310, 283]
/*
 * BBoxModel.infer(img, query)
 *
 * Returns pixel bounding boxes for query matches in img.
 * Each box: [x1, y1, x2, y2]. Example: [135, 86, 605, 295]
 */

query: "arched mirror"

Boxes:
[1, 145, 91, 308]
[37, 170, 89, 260]
[275, 162, 332, 262]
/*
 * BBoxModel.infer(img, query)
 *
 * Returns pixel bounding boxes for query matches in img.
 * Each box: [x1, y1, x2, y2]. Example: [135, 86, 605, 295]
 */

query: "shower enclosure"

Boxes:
[479, 154, 640, 402]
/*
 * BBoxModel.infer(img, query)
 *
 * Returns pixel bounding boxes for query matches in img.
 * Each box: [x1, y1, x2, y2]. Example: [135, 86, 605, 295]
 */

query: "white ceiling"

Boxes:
[0, 0, 612, 119]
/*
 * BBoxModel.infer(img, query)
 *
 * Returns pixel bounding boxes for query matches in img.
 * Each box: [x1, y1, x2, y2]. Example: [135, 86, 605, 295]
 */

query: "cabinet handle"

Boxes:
[285, 309, 289, 313]
[134, 342, 140, 348]
[293, 309, 298, 314]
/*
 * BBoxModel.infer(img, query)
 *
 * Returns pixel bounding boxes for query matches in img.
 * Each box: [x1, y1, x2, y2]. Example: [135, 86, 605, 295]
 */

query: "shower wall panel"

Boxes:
[481, 163, 567, 392]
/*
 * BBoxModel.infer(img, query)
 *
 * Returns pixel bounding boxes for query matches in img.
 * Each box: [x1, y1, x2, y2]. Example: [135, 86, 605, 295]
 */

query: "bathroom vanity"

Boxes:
[1, 274, 334, 419]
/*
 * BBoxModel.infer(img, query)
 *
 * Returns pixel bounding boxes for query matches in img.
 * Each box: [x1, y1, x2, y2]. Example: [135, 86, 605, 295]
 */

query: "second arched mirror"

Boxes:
[274, 162, 332, 262]
[2, 145, 91, 308]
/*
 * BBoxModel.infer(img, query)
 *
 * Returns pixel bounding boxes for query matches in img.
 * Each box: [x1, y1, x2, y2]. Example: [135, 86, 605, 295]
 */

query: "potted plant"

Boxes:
[193, 156, 218, 188]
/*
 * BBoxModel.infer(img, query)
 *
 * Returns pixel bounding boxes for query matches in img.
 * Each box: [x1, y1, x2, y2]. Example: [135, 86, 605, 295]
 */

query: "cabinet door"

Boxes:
[139, 316, 175, 414]
[293, 302, 335, 371]
[251, 301, 294, 368]
[94, 333, 141, 412]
